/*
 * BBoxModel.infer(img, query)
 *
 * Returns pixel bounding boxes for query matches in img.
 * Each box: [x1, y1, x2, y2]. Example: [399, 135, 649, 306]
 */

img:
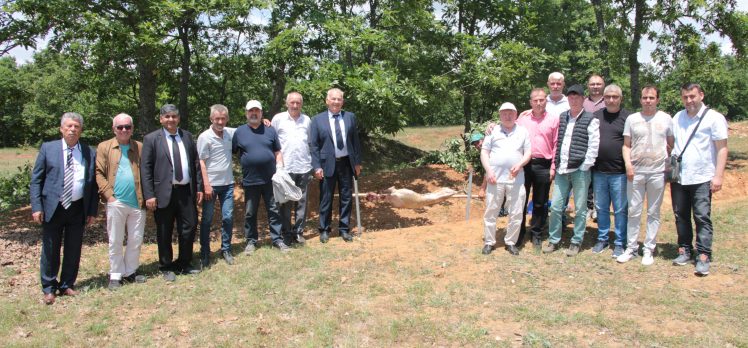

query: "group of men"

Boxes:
[30, 88, 362, 304]
[479, 72, 728, 278]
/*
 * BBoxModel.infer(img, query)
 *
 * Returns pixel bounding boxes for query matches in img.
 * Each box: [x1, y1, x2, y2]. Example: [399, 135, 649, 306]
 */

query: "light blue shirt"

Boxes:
[113, 144, 139, 208]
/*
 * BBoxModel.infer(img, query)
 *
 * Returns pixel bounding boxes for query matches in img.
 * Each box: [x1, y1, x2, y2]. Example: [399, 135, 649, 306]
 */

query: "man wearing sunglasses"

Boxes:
[95, 114, 147, 290]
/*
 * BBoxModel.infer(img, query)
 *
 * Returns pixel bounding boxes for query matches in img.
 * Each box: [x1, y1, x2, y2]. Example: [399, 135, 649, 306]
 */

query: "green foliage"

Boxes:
[0, 163, 32, 211]
[416, 138, 471, 173]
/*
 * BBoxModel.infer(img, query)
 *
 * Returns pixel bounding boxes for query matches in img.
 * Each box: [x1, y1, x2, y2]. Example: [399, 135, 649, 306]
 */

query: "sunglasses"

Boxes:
[115, 125, 133, 131]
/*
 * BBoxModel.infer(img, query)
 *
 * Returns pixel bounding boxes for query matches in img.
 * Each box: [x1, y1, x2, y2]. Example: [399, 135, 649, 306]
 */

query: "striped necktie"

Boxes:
[62, 147, 74, 209]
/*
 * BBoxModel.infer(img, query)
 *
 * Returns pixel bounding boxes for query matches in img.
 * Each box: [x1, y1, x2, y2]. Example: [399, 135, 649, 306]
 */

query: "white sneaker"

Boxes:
[616, 248, 637, 263]
[641, 248, 654, 266]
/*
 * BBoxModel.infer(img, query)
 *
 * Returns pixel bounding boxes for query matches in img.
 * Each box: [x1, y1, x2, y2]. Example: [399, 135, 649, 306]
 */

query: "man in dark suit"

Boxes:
[141, 104, 203, 281]
[309, 88, 363, 243]
[31, 112, 99, 305]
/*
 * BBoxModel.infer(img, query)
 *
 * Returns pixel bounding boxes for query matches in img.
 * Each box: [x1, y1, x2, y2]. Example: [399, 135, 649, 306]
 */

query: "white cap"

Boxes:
[499, 102, 517, 111]
[245, 100, 262, 110]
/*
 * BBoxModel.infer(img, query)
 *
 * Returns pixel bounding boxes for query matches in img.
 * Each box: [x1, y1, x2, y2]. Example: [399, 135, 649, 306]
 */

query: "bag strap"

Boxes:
[677, 107, 710, 161]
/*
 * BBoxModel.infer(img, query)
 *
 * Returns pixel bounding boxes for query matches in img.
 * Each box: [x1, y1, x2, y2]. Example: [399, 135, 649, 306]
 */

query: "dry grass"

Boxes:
[387, 125, 465, 152]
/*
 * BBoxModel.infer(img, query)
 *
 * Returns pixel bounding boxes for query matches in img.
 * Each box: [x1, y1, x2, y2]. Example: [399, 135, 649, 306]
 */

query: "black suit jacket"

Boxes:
[141, 128, 202, 209]
[30, 139, 98, 222]
[309, 110, 362, 177]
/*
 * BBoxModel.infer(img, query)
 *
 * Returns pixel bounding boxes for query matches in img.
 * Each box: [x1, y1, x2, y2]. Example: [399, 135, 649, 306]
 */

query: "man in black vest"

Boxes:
[543, 84, 600, 257]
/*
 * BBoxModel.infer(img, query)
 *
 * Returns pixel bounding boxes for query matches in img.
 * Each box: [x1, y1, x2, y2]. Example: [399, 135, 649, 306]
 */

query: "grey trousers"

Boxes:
[625, 172, 665, 252]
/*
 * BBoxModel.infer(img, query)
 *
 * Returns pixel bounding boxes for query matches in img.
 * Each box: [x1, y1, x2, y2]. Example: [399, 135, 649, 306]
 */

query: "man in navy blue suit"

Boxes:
[30, 112, 99, 305]
[309, 88, 363, 243]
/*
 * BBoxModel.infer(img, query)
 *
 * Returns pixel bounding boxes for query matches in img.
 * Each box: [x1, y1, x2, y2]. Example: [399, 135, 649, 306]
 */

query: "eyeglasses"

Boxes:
[116, 125, 133, 131]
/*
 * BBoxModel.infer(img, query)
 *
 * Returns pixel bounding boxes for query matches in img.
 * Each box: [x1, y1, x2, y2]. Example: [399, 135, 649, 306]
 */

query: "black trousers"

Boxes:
[517, 159, 552, 244]
[671, 181, 714, 258]
[319, 157, 353, 235]
[40, 200, 84, 294]
[154, 185, 197, 272]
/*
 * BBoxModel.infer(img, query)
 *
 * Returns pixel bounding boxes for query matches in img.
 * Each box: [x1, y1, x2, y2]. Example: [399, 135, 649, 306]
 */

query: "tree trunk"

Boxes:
[628, 0, 645, 108]
[463, 86, 473, 146]
[178, 20, 192, 131]
[365, 0, 379, 64]
[591, 0, 610, 79]
[136, 58, 157, 136]
[269, 63, 287, 116]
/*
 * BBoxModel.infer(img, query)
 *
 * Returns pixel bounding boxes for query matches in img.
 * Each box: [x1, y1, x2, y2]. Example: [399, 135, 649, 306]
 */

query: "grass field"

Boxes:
[387, 125, 464, 152]
[0, 147, 36, 178]
[1, 123, 747, 346]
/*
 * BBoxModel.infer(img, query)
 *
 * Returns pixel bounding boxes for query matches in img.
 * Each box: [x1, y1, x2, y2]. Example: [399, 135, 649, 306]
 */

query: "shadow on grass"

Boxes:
[727, 151, 748, 171]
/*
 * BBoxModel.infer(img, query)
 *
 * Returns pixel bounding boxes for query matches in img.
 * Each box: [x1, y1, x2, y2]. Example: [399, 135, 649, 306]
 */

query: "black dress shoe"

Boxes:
[123, 273, 147, 283]
[320, 231, 329, 243]
[482, 245, 493, 255]
[341, 231, 353, 242]
[200, 255, 210, 269]
[181, 266, 201, 275]
[505, 245, 520, 256]
[162, 271, 177, 282]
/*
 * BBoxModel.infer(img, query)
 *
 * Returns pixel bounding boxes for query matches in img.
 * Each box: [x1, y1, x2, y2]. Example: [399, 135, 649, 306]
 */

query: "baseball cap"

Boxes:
[469, 133, 484, 144]
[566, 84, 585, 96]
[499, 102, 517, 111]
[245, 100, 263, 110]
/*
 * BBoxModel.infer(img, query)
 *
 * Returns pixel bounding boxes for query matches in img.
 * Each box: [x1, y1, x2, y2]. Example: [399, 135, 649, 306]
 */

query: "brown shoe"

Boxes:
[60, 288, 79, 297]
[43, 293, 56, 305]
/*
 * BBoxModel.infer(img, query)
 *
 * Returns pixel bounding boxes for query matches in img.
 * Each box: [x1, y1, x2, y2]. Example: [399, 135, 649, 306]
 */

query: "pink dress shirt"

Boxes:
[516, 111, 559, 161]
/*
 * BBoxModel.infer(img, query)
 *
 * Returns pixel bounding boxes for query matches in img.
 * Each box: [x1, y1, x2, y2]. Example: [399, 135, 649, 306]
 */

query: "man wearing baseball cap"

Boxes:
[480, 102, 531, 256]
[233, 100, 288, 254]
[544, 85, 600, 257]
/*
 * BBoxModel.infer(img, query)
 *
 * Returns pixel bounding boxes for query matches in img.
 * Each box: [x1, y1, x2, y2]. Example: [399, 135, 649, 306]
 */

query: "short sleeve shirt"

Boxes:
[197, 127, 235, 186]
[623, 111, 672, 174]
[671, 105, 728, 185]
[271, 112, 312, 174]
[482, 125, 531, 184]
[232, 124, 281, 186]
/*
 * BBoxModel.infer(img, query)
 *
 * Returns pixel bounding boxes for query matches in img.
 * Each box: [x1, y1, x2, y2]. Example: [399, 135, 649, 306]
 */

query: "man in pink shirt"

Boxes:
[516, 88, 559, 250]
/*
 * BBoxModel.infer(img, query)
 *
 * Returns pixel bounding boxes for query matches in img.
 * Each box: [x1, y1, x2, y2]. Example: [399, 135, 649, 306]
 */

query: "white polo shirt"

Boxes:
[271, 111, 312, 174]
[482, 124, 531, 184]
[672, 104, 728, 185]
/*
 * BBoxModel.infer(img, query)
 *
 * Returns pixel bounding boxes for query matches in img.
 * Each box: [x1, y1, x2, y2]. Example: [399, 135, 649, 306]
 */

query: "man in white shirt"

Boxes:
[271, 92, 313, 246]
[670, 83, 728, 276]
[543, 85, 600, 257]
[480, 102, 531, 256]
[197, 104, 236, 267]
[617, 85, 673, 265]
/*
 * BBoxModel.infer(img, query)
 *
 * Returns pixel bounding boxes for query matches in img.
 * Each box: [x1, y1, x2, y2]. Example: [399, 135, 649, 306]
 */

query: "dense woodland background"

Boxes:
[1, 0, 747, 147]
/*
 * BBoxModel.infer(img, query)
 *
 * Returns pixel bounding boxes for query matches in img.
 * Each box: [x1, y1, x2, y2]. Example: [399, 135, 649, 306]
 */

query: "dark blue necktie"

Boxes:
[333, 114, 344, 150]
[170, 134, 184, 181]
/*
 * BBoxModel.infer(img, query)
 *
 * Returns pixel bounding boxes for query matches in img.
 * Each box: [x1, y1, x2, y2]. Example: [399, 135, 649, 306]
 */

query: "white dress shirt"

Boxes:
[272, 111, 312, 174]
[546, 94, 570, 117]
[328, 111, 349, 158]
[61, 141, 85, 202]
[163, 128, 191, 185]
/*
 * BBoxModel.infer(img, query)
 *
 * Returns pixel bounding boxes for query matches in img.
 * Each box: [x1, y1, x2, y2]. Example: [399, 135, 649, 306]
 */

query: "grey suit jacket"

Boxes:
[140, 128, 202, 209]
[30, 139, 99, 222]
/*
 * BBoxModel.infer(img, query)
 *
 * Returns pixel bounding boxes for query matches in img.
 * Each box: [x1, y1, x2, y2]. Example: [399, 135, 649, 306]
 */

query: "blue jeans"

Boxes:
[549, 170, 591, 245]
[200, 184, 234, 254]
[243, 183, 283, 245]
[593, 172, 628, 246]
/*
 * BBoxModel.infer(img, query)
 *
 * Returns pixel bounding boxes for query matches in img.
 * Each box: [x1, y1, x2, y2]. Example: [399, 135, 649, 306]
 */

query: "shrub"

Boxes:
[0, 163, 32, 211]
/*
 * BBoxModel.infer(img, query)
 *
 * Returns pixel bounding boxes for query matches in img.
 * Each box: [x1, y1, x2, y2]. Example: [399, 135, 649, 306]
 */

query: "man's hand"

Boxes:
[626, 168, 634, 181]
[487, 171, 497, 185]
[478, 188, 486, 198]
[107, 196, 116, 203]
[509, 164, 522, 179]
[355, 164, 362, 177]
[32, 211, 43, 224]
[86, 216, 95, 226]
[197, 192, 204, 205]
[204, 185, 214, 201]
[549, 169, 555, 181]
[263, 119, 272, 127]
[146, 198, 157, 211]
[485, 122, 496, 135]
[519, 109, 532, 118]
[711, 176, 723, 193]
[314, 168, 324, 180]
